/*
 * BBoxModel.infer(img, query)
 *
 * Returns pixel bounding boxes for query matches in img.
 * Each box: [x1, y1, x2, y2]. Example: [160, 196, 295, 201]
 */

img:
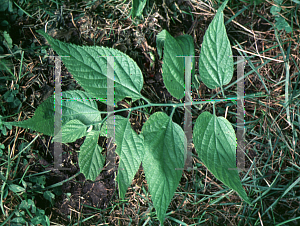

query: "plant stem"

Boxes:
[141, 96, 151, 104]
[169, 106, 177, 119]
[98, 99, 235, 115]
[221, 86, 225, 98]
[91, 98, 239, 127]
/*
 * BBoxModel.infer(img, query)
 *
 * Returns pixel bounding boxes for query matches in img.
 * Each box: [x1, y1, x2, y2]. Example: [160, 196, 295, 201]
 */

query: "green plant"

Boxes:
[130, 0, 147, 18]
[270, 0, 292, 33]
[6, 186, 51, 226]
[0, 115, 12, 136]
[0, 140, 52, 226]
[5, 0, 252, 224]
[2, 84, 23, 112]
[0, 0, 25, 55]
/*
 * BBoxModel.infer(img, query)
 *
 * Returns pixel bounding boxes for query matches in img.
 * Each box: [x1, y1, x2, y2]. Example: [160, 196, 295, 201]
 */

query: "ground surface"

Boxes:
[0, 0, 300, 225]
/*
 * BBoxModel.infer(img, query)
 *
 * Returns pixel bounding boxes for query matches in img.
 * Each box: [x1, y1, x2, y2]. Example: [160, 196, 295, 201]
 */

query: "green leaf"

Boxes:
[6, 94, 54, 136]
[275, 17, 292, 33]
[199, 0, 234, 90]
[269, 0, 291, 33]
[270, 5, 281, 15]
[0, 0, 9, 12]
[3, 31, 13, 49]
[52, 119, 87, 144]
[131, 0, 147, 17]
[79, 130, 105, 181]
[43, 191, 55, 205]
[9, 184, 25, 193]
[3, 90, 15, 102]
[99, 120, 108, 137]
[7, 90, 101, 137]
[157, 30, 195, 99]
[37, 30, 143, 103]
[19, 199, 36, 213]
[193, 111, 251, 204]
[156, 30, 167, 60]
[159, 30, 184, 99]
[175, 35, 198, 89]
[141, 112, 186, 224]
[11, 217, 26, 224]
[270, 0, 282, 15]
[113, 115, 144, 199]
[175, 35, 195, 76]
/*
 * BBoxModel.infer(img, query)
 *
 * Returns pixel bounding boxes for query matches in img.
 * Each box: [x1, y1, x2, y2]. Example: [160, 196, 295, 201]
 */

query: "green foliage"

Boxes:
[16, 199, 50, 226]
[0, 0, 13, 13]
[270, 0, 292, 33]
[131, 0, 147, 17]
[141, 112, 186, 223]
[0, 0, 24, 55]
[156, 30, 196, 99]
[43, 191, 55, 206]
[199, 0, 233, 90]
[36, 30, 144, 103]
[5, 0, 252, 224]
[53, 119, 89, 144]
[19, 199, 50, 226]
[2, 84, 23, 111]
[6, 90, 102, 137]
[8, 184, 26, 193]
[2, 31, 13, 48]
[193, 112, 251, 204]
[0, 141, 51, 226]
[0, 115, 12, 135]
[274, 17, 292, 33]
[78, 130, 105, 181]
[114, 115, 144, 199]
